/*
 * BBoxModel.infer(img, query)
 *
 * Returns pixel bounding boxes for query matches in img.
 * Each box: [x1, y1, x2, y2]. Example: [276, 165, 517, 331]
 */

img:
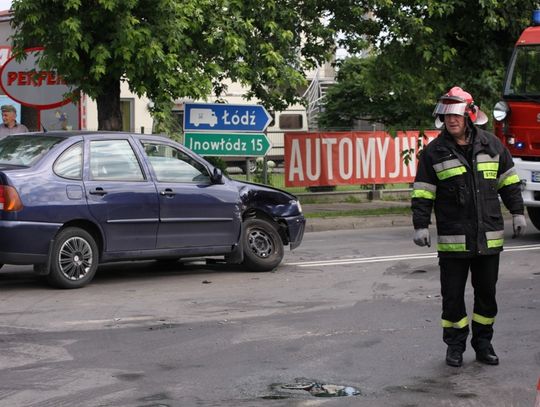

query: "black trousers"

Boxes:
[439, 254, 499, 351]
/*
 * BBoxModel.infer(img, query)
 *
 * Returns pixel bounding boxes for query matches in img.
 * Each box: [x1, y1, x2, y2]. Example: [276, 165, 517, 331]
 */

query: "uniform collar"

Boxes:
[441, 126, 491, 148]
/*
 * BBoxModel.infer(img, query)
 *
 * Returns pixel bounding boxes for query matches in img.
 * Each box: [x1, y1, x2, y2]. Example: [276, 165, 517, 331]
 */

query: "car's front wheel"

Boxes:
[47, 227, 99, 289]
[242, 218, 284, 271]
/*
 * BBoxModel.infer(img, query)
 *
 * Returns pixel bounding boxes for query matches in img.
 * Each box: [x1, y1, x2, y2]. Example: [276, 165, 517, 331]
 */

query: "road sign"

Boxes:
[184, 132, 271, 156]
[184, 103, 272, 132]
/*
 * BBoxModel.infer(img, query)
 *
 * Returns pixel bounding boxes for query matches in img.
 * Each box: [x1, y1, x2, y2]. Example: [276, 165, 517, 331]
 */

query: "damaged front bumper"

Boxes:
[283, 214, 306, 250]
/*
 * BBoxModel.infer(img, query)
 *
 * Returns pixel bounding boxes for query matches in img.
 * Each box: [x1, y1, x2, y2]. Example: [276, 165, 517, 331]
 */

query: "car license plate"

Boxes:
[532, 171, 540, 182]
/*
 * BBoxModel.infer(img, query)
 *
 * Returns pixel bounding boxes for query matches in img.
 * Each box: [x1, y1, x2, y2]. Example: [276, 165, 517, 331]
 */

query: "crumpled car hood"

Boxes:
[229, 179, 301, 218]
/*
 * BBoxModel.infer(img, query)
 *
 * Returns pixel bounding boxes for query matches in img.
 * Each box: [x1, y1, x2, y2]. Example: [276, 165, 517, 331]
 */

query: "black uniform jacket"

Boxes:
[411, 127, 524, 257]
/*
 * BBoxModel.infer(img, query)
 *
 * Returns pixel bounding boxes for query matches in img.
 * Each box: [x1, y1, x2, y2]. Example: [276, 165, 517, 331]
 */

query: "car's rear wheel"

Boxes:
[47, 227, 99, 289]
[242, 218, 284, 271]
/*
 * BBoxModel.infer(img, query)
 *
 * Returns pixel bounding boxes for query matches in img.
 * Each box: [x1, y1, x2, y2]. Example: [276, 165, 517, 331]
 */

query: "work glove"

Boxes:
[512, 214, 527, 238]
[413, 228, 431, 247]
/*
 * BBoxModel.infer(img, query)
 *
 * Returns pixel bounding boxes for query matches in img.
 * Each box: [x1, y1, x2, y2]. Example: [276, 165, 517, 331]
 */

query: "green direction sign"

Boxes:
[184, 132, 271, 156]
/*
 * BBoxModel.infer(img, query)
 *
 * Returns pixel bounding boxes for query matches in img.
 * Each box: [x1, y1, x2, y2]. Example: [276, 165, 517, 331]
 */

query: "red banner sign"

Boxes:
[284, 130, 439, 187]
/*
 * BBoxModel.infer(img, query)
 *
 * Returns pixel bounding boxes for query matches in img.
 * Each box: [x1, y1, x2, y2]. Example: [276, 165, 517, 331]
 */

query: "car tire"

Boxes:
[46, 227, 99, 289]
[527, 207, 540, 231]
[242, 218, 284, 271]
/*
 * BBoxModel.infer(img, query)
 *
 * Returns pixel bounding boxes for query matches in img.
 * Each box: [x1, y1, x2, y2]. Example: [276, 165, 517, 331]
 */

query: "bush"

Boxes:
[252, 157, 275, 186]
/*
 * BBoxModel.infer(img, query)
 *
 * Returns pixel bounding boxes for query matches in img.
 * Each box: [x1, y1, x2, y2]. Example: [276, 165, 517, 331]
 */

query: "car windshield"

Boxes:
[0, 135, 65, 166]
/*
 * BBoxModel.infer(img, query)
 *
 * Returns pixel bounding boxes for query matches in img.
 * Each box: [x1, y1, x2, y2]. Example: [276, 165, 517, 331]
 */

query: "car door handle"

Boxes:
[89, 187, 108, 196]
[159, 188, 176, 197]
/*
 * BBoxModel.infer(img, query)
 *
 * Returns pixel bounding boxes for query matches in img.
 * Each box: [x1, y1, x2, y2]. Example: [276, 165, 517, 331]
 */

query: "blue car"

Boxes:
[0, 132, 305, 288]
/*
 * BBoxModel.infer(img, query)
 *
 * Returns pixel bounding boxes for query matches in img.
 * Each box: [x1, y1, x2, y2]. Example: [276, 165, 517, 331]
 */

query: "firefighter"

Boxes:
[411, 86, 526, 367]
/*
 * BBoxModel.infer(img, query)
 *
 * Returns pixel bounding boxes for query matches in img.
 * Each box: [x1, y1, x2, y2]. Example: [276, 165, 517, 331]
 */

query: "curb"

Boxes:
[304, 210, 517, 233]
[305, 214, 412, 233]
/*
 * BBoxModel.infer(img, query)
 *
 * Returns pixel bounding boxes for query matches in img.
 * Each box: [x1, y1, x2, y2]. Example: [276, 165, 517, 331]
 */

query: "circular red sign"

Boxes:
[0, 47, 72, 109]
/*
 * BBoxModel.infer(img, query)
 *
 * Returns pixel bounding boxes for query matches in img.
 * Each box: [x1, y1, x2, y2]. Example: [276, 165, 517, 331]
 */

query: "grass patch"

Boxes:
[344, 195, 364, 203]
[304, 206, 411, 218]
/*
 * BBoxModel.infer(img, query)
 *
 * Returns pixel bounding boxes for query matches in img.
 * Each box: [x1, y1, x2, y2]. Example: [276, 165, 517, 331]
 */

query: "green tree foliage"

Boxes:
[9, 0, 348, 131]
[320, 0, 538, 130]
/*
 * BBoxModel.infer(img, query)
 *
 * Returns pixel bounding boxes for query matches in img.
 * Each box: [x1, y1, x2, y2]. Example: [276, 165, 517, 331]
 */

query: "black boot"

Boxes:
[443, 327, 468, 367]
[446, 346, 463, 367]
[476, 345, 499, 365]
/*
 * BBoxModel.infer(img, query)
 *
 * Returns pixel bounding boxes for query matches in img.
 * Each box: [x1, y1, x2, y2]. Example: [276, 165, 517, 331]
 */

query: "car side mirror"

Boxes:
[211, 167, 224, 184]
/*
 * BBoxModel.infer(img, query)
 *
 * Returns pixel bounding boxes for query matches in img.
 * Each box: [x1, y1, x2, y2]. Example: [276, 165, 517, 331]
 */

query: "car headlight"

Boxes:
[294, 200, 303, 214]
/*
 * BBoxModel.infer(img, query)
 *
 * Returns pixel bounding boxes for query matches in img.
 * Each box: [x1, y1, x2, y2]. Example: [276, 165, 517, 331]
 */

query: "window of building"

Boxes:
[120, 99, 134, 132]
[279, 113, 304, 130]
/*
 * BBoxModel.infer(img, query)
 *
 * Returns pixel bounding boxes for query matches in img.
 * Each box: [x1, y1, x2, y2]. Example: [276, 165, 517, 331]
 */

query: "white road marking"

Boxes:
[287, 244, 540, 268]
[57, 315, 155, 327]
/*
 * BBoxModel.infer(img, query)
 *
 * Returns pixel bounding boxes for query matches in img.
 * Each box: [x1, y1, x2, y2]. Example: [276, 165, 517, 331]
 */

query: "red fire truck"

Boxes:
[493, 10, 540, 231]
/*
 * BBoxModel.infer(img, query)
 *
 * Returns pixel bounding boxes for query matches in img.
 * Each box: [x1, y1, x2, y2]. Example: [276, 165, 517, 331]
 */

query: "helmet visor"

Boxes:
[432, 102, 468, 117]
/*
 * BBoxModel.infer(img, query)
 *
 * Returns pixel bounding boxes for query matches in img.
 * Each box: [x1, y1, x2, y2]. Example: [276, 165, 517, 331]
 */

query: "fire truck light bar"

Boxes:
[533, 10, 540, 26]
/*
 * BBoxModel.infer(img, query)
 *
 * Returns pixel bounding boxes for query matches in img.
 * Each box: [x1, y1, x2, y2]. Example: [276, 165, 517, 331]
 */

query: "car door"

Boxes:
[140, 140, 241, 250]
[84, 136, 159, 252]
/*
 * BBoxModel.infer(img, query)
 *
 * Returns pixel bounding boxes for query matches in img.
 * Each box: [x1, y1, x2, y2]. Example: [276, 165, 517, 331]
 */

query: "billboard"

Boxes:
[284, 130, 439, 187]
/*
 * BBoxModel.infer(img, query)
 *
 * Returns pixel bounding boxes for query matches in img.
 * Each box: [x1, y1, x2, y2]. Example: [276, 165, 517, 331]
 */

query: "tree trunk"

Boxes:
[96, 80, 122, 131]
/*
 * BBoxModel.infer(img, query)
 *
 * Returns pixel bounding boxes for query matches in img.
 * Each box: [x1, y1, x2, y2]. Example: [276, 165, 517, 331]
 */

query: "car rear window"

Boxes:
[0, 135, 65, 166]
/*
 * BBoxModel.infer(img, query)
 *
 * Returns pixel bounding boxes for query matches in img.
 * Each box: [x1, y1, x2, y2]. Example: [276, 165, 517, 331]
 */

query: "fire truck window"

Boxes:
[511, 48, 540, 95]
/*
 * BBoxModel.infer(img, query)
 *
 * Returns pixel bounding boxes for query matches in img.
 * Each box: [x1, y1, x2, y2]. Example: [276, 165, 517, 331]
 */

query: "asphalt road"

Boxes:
[0, 222, 539, 406]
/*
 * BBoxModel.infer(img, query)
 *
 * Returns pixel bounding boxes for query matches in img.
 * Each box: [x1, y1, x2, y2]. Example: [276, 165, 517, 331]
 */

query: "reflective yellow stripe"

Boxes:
[433, 158, 462, 172]
[411, 189, 436, 200]
[441, 316, 469, 329]
[487, 238, 504, 248]
[473, 313, 495, 325]
[436, 166, 467, 180]
[437, 243, 467, 252]
[486, 230, 504, 248]
[477, 162, 499, 171]
[498, 173, 520, 189]
[438, 235, 467, 252]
